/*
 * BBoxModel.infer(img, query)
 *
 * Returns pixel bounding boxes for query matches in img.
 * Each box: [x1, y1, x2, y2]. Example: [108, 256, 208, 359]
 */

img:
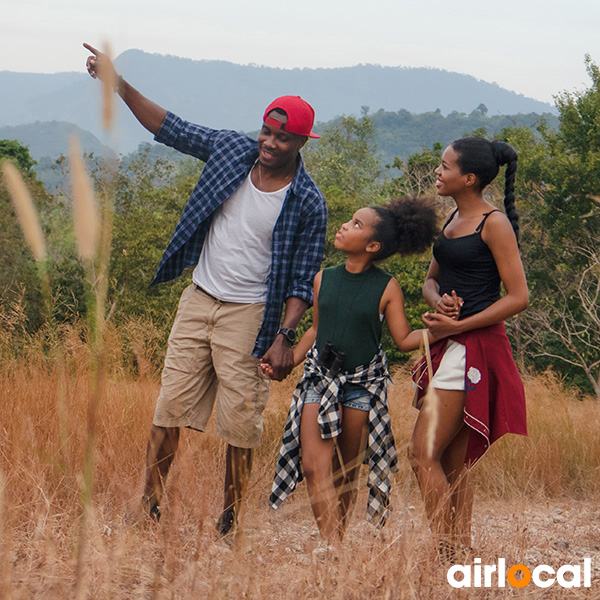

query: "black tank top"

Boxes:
[433, 209, 501, 319]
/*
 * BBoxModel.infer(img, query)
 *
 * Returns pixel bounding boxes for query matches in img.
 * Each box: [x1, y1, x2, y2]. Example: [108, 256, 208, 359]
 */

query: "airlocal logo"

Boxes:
[447, 558, 592, 589]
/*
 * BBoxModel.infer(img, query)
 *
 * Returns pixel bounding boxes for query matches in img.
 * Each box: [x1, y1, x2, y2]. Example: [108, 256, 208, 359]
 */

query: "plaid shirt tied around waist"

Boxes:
[151, 112, 327, 357]
[270, 345, 399, 527]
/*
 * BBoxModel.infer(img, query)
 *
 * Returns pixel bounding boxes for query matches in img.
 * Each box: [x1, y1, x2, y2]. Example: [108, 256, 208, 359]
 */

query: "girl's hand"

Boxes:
[435, 290, 463, 320]
[428, 329, 441, 343]
[260, 361, 275, 378]
[422, 311, 462, 338]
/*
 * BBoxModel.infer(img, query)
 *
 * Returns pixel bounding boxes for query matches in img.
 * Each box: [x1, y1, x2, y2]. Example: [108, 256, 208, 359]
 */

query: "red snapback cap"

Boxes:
[263, 95, 320, 139]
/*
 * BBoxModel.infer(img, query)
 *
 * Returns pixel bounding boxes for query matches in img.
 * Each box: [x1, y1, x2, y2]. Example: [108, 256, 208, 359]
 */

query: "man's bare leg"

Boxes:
[217, 444, 253, 536]
[142, 424, 180, 519]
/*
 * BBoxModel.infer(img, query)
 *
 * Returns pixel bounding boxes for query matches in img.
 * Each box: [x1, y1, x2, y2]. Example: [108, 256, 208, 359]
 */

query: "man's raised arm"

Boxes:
[83, 43, 167, 135]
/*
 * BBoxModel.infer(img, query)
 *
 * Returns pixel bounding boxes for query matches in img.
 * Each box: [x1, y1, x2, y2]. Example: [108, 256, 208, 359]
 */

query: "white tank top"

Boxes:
[193, 171, 289, 302]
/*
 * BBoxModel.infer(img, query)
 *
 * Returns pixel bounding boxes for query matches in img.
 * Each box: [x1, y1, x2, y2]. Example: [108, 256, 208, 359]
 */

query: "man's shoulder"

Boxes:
[156, 112, 258, 158]
[212, 129, 257, 152]
[188, 127, 258, 169]
[294, 162, 326, 206]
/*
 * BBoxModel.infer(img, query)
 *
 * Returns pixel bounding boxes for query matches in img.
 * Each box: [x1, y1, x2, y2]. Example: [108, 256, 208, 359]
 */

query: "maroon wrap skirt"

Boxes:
[412, 322, 527, 465]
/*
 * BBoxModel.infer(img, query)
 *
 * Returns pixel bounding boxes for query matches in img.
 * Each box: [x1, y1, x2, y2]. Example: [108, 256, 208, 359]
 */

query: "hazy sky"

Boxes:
[3, 0, 598, 104]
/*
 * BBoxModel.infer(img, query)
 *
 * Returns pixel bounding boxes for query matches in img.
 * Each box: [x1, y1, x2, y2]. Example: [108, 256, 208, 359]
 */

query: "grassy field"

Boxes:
[3, 78, 599, 598]
[1, 327, 599, 599]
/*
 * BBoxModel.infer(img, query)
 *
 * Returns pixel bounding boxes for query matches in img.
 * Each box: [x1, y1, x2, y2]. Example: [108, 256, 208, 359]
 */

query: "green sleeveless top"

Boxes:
[315, 264, 392, 371]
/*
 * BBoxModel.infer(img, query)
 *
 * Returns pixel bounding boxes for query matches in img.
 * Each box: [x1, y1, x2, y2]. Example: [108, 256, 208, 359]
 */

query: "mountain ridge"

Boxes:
[0, 49, 554, 154]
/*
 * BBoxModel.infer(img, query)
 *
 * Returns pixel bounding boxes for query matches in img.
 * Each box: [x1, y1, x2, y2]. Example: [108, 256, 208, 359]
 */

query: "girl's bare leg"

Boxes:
[300, 403, 337, 541]
[332, 406, 369, 539]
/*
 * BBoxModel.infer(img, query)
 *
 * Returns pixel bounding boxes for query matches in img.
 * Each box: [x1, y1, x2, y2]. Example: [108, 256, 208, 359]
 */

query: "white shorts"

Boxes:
[430, 340, 466, 391]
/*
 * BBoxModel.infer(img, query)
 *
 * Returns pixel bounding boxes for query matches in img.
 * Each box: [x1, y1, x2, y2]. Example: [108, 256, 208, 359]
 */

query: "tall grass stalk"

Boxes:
[69, 132, 115, 598]
[2, 162, 46, 262]
[71, 48, 119, 593]
[70, 137, 99, 262]
[420, 330, 439, 459]
[101, 43, 116, 132]
[2, 162, 51, 317]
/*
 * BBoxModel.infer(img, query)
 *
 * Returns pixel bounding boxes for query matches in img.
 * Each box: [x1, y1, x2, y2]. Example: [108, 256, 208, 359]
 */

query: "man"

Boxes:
[83, 44, 327, 537]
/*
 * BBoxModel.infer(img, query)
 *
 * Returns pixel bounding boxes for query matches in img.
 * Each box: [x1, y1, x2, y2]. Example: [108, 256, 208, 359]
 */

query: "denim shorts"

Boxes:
[304, 381, 372, 412]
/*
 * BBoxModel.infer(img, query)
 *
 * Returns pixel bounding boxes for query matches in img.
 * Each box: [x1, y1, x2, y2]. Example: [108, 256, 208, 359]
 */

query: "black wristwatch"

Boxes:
[277, 327, 296, 345]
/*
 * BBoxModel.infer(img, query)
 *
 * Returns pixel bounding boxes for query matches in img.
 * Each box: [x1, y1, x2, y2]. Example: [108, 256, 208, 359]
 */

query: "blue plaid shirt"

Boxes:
[152, 112, 327, 357]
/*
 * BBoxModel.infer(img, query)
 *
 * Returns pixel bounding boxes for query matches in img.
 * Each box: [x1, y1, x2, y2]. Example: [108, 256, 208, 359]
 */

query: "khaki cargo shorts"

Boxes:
[153, 284, 270, 448]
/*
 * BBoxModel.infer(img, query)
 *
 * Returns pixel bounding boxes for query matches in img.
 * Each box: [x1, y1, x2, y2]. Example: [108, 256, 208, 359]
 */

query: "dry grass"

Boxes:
[69, 136, 99, 262]
[1, 162, 46, 262]
[0, 338, 599, 599]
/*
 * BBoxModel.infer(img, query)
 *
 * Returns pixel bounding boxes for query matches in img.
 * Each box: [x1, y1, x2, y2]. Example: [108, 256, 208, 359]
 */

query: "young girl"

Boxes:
[267, 197, 439, 547]
[409, 138, 529, 560]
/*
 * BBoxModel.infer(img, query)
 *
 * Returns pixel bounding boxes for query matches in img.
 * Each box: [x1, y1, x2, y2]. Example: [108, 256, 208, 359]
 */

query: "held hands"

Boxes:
[260, 335, 294, 381]
[83, 43, 118, 84]
[422, 290, 463, 338]
[435, 290, 463, 319]
[422, 311, 460, 338]
[260, 362, 274, 378]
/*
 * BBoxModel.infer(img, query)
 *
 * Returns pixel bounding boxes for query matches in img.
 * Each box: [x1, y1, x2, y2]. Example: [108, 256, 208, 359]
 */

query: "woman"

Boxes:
[410, 137, 529, 560]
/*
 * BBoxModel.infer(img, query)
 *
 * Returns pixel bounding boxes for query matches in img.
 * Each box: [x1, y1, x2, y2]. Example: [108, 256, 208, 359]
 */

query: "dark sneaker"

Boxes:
[437, 540, 457, 564]
[216, 508, 236, 539]
[141, 495, 161, 522]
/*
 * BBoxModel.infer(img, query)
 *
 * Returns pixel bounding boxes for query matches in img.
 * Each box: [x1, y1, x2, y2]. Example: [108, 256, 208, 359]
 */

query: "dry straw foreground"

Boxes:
[0, 329, 599, 599]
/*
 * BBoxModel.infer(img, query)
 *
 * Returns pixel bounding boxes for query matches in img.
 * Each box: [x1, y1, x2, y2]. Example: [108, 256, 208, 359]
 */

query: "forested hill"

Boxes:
[3, 109, 559, 193]
[0, 122, 114, 160]
[14, 108, 558, 193]
[4, 110, 559, 166]
[367, 108, 558, 166]
[0, 49, 554, 154]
